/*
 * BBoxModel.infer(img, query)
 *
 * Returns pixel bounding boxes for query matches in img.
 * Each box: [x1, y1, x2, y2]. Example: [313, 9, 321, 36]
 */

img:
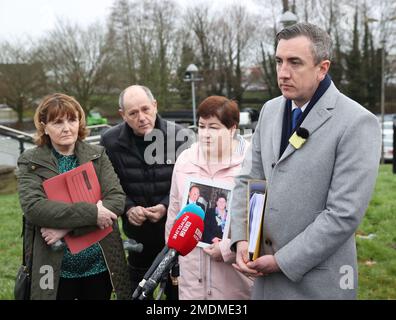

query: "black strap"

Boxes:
[21, 216, 34, 270]
[21, 216, 26, 266]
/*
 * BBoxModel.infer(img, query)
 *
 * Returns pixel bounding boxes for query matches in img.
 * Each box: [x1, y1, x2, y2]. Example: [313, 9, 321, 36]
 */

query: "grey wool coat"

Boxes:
[230, 82, 381, 300]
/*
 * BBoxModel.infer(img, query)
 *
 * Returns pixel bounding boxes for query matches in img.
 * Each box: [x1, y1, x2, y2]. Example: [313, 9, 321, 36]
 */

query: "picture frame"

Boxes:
[182, 177, 233, 248]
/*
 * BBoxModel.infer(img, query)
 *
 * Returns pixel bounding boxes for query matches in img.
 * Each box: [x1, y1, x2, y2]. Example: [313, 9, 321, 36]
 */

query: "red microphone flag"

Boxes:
[167, 212, 204, 256]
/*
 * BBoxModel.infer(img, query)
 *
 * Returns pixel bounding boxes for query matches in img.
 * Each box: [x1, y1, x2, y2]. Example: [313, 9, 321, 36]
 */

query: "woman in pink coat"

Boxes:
[166, 96, 253, 300]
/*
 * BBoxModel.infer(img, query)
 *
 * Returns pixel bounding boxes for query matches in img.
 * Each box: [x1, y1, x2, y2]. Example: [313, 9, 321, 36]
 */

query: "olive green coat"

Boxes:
[16, 140, 131, 300]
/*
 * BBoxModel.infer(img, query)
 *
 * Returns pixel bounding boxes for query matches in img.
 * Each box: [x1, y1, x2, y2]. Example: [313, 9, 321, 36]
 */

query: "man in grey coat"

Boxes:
[231, 22, 381, 299]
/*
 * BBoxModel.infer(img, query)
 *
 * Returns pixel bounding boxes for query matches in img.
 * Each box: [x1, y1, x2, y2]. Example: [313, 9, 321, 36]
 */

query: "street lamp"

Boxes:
[184, 64, 202, 128]
[280, 10, 298, 29]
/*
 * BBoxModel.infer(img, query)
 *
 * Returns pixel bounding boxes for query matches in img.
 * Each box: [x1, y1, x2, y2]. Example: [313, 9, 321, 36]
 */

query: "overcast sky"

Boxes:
[0, 0, 258, 42]
[0, 0, 114, 41]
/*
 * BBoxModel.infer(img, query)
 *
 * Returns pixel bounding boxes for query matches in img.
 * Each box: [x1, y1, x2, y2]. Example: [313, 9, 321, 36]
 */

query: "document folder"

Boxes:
[247, 180, 266, 261]
[43, 161, 112, 254]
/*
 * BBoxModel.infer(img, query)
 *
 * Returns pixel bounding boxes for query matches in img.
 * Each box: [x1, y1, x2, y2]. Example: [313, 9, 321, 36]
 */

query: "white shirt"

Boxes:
[292, 100, 309, 113]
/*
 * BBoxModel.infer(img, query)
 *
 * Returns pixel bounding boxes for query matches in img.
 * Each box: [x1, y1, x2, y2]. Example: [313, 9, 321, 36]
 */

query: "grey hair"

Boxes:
[276, 22, 333, 64]
[118, 85, 156, 110]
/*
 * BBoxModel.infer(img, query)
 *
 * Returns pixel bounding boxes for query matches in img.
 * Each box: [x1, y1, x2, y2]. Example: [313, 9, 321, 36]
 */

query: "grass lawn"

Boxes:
[357, 164, 396, 299]
[0, 192, 23, 299]
[0, 165, 395, 300]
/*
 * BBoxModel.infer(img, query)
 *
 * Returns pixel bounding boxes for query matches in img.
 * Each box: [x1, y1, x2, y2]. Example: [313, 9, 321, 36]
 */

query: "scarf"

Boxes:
[279, 74, 332, 157]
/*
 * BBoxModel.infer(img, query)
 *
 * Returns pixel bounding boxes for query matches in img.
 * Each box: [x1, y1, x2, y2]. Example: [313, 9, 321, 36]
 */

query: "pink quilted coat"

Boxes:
[166, 139, 253, 300]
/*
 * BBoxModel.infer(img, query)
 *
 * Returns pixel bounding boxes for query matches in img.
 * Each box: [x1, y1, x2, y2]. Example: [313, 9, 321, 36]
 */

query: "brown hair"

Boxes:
[276, 22, 332, 65]
[197, 96, 239, 129]
[33, 93, 89, 146]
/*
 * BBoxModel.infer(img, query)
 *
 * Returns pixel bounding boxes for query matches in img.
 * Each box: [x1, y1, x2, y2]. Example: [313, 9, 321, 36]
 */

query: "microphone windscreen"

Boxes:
[296, 127, 309, 139]
[175, 203, 205, 221]
[167, 213, 204, 256]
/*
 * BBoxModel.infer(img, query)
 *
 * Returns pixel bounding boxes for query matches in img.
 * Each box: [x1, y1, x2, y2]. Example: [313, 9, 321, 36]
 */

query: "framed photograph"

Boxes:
[182, 177, 233, 248]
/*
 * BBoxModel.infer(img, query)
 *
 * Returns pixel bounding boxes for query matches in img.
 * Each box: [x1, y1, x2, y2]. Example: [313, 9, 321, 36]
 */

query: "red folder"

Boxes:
[42, 161, 112, 254]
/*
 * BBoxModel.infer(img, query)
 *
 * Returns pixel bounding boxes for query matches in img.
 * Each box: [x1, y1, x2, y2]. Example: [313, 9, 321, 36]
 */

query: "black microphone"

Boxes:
[137, 212, 204, 300]
[138, 249, 178, 300]
[131, 245, 169, 299]
[132, 203, 206, 299]
[123, 238, 144, 253]
[296, 127, 309, 139]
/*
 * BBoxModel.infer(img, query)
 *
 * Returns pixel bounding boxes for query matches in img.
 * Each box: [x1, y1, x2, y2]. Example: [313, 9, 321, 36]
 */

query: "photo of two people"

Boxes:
[183, 179, 232, 248]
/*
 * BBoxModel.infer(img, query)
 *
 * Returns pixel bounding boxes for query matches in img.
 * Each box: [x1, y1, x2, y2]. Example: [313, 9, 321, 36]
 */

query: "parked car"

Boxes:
[383, 139, 394, 163]
[382, 121, 393, 133]
[241, 107, 260, 131]
[87, 111, 108, 126]
[241, 107, 260, 122]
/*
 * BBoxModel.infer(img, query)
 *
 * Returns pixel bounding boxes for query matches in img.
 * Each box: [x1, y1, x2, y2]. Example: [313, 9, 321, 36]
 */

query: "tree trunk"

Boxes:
[282, 0, 289, 12]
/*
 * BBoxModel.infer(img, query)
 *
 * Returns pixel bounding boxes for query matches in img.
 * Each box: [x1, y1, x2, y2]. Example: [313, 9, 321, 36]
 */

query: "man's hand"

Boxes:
[246, 255, 280, 276]
[203, 239, 223, 262]
[96, 200, 118, 229]
[40, 228, 70, 245]
[232, 240, 263, 277]
[145, 204, 167, 223]
[126, 206, 148, 226]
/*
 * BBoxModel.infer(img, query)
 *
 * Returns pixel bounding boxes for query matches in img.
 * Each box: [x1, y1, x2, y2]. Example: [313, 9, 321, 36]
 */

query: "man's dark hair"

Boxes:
[276, 22, 333, 64]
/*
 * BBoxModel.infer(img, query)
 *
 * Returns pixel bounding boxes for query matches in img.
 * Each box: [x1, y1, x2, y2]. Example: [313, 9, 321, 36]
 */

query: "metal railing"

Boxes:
[0, 125, 34, 154]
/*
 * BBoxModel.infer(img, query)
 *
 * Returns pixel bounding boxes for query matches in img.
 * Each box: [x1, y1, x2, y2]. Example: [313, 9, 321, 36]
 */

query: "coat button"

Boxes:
[264, 238, 272, 246]
[31, 165, 36, 170]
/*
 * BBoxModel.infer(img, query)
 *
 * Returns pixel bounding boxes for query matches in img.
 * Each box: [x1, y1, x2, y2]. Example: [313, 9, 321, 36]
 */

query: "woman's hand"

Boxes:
[203, 240, 224, 262]
[40, 228, 70, 245]
[232, 240, 263, 277]
[96, 200, 118, 229]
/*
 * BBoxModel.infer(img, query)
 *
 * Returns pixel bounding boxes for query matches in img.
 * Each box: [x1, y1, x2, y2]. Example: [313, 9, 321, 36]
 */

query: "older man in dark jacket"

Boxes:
[101, 85, 191, 299]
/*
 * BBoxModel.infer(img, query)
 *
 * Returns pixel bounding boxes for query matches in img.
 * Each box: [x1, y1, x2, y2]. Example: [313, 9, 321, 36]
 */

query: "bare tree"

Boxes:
[36, 20, 112, 113]
[218, 5, 258, 102]
[148, 0, 179, 107]
[107, 0, 179, 107]
[0, 41, 47, 126]
[185, 4, 217, 97]
[107, 0, 137, 87]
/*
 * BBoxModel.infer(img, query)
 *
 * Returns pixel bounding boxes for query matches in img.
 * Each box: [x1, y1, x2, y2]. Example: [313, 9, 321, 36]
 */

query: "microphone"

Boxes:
[296, 127, 309, 139]
[137, 212, 204, 300]
[123, 238, 144, 253]
[131, 245, 169, 299]
[132, 203, 205, 299]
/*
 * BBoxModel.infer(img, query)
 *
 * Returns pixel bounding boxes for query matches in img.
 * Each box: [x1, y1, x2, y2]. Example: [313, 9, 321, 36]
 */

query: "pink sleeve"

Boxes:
[219, 238, 236, 264]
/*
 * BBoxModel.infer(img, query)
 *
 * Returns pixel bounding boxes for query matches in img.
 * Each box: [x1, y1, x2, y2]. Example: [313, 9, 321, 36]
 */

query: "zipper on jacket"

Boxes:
[198, 249, 203, 283]
[98, 243, 116, 297]
[207, 257, 212, 296]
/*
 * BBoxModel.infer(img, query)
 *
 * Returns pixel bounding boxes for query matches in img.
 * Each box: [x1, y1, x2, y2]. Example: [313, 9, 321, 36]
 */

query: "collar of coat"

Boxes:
[117, 114, 168, 151]
[27, 140, 102, 173]
[273, 80, 339, 163]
